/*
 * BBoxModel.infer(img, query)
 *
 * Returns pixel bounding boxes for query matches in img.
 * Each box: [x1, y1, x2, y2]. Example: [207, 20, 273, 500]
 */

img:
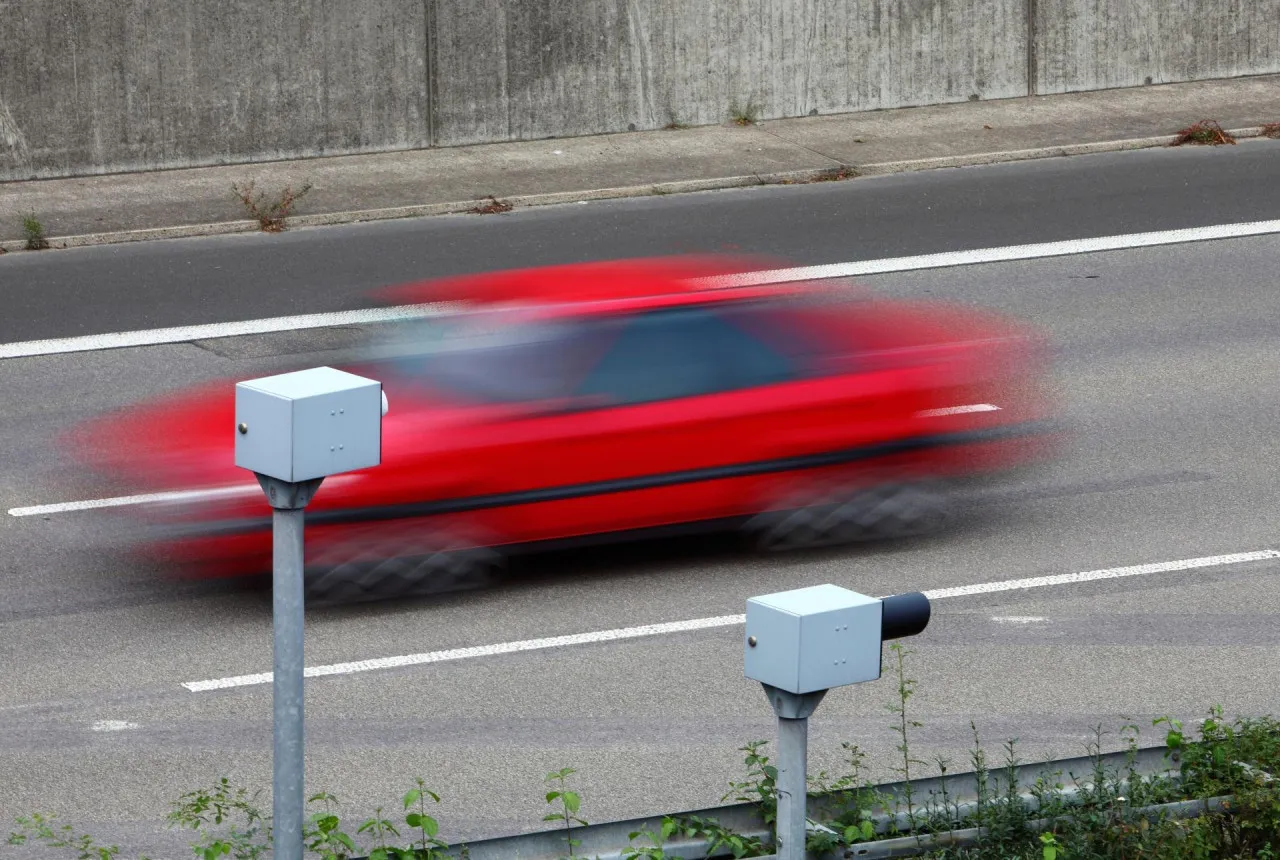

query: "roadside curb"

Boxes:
[0, 126, 1266, 254]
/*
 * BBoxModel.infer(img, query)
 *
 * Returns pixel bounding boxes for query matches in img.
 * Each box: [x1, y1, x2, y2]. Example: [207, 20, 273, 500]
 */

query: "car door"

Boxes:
[541, 299, 939, 529]
[493, 302, 808, 538]
[377, 300, 934, 547]
[703, 298, 943, 511]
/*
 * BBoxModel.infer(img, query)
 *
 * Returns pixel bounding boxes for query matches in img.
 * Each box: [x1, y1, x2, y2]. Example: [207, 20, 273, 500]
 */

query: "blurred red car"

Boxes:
[69, 256, 1061, 604]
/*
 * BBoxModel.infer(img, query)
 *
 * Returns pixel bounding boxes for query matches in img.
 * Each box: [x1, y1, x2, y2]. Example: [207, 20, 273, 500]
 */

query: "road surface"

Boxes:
[2, 141, 1279, 857]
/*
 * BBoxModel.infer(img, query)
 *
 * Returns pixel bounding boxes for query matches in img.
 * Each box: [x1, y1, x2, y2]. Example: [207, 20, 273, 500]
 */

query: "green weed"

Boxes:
[722, 740, 778, 826]
[22, 212, 49, 250]
[728, 98, 762, 126]
[543, 767, 588, 860]
[7, 812, 136, 860]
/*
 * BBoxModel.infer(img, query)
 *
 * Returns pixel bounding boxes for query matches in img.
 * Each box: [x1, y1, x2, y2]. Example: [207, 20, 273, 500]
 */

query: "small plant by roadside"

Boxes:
[355, 807, 399, 860]
[1261, 122, 1280, 139]
[469, 195, 514, 215]
[305, 792, 358, 860]
[1170, 119, 1237, 146]
[543, 767, 589, 860]
[231, 179, 313, 232]
[810, 741, 887, 847]
[622, 816, 684, 859]
[623, 814, 768, 860]
[167, 777, 271, 860]
[812, 166, 857, 182]
[7, 812, 137, 860]
[662, 110, 691, 131]
[398, 778, 449, 859]
[772, 166, 859, 186]
[887, 642, 926, 832]
[728, 98, 762, 126]
[680, 815, 767, 858]
[22, 212, 50, 250]
[722, 740, 778, 825]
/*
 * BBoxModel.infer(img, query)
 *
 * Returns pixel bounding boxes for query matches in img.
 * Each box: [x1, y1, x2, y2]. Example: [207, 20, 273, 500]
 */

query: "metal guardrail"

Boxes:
[410, 744, 1179, 860]
[836, 795, 1232, 860]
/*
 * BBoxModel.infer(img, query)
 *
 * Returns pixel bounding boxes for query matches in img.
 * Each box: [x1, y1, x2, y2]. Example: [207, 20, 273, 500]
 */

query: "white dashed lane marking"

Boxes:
[182, 549, 1280, 691]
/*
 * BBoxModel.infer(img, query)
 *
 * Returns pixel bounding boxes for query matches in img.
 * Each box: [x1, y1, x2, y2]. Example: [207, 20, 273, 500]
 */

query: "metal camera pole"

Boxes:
[235, 367, 387, 860]
[744, 586, 931, 860]
[257, 474, 324, 860]
[762, 685, 826, 860]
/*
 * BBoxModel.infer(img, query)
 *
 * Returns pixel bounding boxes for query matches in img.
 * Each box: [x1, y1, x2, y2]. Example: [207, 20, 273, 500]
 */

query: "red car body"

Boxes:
[69, 257, 1060, 599]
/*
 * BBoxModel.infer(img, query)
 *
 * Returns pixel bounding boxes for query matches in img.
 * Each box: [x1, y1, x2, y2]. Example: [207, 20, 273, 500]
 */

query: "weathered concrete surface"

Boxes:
[767, 73, 1280, 164]
[432, 0, 1028, 146]
[0, 0, 430, 180]
[1035, 0, 1280, 93]
[0, 0, 1277, 181]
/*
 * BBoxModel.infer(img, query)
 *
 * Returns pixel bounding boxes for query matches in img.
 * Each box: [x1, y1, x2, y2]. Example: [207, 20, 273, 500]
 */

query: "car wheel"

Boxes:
[746, 480, 954, 552]
[303, 533, 503, 607]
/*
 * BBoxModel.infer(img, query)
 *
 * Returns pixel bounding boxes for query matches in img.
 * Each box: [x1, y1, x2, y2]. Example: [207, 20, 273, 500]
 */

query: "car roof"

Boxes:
[374, 255, 812, 318]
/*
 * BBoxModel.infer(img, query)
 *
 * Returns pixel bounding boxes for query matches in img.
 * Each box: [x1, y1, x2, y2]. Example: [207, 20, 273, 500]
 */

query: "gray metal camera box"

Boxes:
[234, 367, 383, 482]
[744, 584, 883, 694]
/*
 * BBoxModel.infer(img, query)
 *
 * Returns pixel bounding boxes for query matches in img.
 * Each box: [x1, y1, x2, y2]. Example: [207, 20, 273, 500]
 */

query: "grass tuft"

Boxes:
[231, 179, 313, 232]
[22, 213, 50, 250]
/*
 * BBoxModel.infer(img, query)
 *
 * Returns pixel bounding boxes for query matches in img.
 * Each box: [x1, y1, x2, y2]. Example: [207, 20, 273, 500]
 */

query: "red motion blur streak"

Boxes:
[63, 255, 1063, 582]
[373, 254, 796, 307]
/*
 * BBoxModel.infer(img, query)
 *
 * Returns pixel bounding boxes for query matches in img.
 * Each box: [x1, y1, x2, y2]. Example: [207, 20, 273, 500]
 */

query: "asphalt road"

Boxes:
[2, 148, 1280, 858]
[0, 138, 1278, 342]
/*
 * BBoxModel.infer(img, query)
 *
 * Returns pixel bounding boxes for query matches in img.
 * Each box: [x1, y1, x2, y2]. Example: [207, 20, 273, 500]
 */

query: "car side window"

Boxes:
[575, 305, 800, 406]
[392, 319, 612, 404]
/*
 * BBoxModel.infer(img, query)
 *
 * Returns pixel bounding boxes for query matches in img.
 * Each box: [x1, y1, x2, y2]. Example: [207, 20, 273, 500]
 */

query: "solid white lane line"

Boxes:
[8, 475, 360, 518]
[5, 219, 1280, 360]
[8, 486, 261, 517]
[181, 549, 1280, 691]
[920, 550, 1280, 600]
[695, 219, 1280, 288]
[182, 615, 748, 692]
[0, 303, 456, 360]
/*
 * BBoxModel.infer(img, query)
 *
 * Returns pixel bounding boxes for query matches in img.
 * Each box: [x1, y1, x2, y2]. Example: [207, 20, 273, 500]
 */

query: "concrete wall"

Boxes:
[1035, 0, 1280, 93]
[1, 0, 1276, 180]
[431, 0, 1027, 146]
[0, 0, 430, 179]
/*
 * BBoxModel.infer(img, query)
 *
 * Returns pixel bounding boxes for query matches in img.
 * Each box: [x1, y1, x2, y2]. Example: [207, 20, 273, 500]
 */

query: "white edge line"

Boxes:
[5, 220, 1280, 360]
[8, 476, 361, 518]
[182, 549, 1280, 691]
[690, 219, 1280, 287]
[8, 485, 260, 517]
[920, 550, 1280, 600]
[0, 302, 459, 360]
[182, 614, 748, 691]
